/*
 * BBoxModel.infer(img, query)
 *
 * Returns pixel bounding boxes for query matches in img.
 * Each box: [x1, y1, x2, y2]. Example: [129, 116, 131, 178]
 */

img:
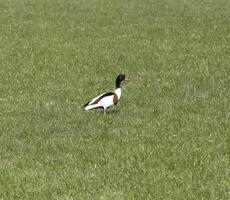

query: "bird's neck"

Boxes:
[116, 80, 121, 88]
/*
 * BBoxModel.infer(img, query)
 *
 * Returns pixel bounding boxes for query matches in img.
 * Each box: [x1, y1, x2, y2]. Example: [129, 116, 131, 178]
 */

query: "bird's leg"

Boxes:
[103, 108, 107, 114]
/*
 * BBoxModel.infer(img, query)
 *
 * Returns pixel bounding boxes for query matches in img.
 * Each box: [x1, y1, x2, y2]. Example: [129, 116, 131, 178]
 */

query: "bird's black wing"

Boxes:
[83, 92, 114, 107]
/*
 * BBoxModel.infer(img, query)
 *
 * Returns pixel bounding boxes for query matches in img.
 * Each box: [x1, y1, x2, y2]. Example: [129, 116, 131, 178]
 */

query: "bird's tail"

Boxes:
[82, 101, 90, 108]
[84, 104, 102, 111]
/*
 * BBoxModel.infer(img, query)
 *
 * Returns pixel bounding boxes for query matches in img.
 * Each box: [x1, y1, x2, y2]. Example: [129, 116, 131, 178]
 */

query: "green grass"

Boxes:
[0, 0, 229, 199]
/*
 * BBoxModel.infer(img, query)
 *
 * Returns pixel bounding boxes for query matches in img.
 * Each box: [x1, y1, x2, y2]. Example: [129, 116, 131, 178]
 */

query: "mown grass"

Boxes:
[0, 0, 229, 199]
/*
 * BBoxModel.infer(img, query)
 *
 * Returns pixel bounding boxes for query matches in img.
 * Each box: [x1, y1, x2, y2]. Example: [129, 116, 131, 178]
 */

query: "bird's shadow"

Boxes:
[103, 109, 119, 115]
[81, 107, 119, 115]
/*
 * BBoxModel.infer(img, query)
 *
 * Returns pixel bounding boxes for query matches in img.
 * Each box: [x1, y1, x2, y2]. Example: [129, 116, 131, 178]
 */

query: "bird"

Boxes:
[83, 74, 128, 114]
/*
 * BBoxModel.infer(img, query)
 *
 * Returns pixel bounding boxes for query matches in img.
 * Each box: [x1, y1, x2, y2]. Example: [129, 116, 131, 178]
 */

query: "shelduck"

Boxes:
[83, 74, 128, 113]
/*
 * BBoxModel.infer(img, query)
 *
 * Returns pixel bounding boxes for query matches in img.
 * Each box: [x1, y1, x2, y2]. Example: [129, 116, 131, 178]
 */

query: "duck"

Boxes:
[83, 74, 128, 113]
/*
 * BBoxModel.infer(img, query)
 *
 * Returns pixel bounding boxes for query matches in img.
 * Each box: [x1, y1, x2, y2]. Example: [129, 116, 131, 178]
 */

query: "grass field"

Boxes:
[0, 0, 230, 199]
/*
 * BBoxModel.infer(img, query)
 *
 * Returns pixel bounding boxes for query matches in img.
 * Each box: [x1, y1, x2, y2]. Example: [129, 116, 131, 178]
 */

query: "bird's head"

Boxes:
[116, 74, 128, 88]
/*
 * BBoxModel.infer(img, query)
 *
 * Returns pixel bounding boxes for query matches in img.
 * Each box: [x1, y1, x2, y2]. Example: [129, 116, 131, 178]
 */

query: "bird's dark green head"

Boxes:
[116, 74, 128, 88]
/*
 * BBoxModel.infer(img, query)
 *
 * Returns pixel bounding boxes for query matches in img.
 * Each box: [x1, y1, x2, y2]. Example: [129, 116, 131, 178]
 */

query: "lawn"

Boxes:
[0, 0, 229, 199]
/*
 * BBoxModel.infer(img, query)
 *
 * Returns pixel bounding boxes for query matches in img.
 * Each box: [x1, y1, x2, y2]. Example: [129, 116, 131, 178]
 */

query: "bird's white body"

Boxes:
[84, 88, 122, 111]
